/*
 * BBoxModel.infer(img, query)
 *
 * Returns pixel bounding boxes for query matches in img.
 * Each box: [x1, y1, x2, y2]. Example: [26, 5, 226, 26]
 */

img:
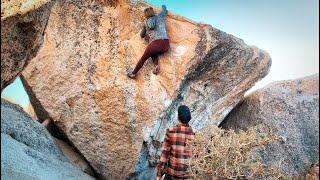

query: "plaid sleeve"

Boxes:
[157, 129, 171, 177]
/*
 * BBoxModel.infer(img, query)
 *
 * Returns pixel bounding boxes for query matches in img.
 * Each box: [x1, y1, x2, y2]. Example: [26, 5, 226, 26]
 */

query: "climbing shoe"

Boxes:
[127, 68, 136, 79]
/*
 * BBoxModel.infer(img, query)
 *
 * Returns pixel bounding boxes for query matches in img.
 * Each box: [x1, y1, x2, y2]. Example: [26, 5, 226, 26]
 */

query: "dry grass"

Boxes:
[188, 125, 291, 180]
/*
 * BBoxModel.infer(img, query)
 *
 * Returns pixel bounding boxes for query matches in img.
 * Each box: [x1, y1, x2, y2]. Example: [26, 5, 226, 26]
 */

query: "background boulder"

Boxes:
[221, 74, 319, 174]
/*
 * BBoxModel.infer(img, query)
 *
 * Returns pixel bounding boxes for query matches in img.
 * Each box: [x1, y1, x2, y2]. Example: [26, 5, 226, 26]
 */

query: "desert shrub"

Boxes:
[188, 125, 291, 179]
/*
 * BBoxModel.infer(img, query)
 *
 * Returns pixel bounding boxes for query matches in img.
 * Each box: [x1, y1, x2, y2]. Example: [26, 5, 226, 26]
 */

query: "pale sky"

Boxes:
[2, 0, 319, 107]
[146, 0, 319, 92]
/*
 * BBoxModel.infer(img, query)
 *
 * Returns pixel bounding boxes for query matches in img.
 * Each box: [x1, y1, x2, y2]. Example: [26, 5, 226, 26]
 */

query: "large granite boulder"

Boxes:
[21, 0, 271, 178]
[54, 137, 96, 177]
[221, 74, 319, 175]
[1, 99, 95, 180]
[1, 0, 55, 90]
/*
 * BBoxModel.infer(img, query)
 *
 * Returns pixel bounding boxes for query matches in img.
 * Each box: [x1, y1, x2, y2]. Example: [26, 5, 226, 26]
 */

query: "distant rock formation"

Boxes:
[1, 95, 20, 106]
[54, 137, 95, 177]
[1, 0, 55, 90]
[1, 99, 95, 180]
[23, 103, 38, 120]
[221, 74, 319, 175]
[21, 0, 271, 178]
[1, 95, 38, 120]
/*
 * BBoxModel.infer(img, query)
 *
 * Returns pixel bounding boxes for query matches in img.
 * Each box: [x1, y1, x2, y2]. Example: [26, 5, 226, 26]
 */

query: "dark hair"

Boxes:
[178, 105, 191, 124]
[144, 7, 155, 18]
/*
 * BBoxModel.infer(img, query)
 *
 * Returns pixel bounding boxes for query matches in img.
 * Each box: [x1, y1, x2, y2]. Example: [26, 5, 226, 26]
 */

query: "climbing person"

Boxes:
[127, 5, 170, 78]
[156, 105, 195, 180]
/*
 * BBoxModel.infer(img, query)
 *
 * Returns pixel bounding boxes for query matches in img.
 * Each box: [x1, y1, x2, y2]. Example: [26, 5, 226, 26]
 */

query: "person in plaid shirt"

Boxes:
[157, 105, 195, 180]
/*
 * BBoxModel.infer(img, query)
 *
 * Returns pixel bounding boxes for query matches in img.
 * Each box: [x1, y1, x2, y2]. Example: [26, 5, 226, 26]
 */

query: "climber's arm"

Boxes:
[158, 5, 167, 18]
[157, 129, 171, 178]
[140, 24, 146, 38]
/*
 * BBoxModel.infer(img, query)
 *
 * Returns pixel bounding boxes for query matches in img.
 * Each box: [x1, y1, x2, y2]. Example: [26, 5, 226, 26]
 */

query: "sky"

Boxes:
[2, 0, 319, 107]
[2, 77, 30, 106]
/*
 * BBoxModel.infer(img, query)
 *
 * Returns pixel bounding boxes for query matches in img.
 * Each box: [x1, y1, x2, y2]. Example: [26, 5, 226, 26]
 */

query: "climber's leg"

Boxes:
[152, 55, 160, 75]
[161, 39, 170, 53]
[152, 39, 169, 75]
[131, 40, 163, 74]
[127, 46, 153, 78]
[127, 39, 170, 78]
[131, 49, 151, 75]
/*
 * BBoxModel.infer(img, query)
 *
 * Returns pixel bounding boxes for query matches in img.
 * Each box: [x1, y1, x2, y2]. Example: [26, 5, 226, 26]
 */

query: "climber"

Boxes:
[127, 5, 170, 78]
[156, 105, 195, 180]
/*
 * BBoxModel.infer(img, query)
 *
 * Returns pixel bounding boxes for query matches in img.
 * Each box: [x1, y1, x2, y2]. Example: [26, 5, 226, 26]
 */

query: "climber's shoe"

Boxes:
[153, 65, 160, 75]
[127, 68, 136, 79]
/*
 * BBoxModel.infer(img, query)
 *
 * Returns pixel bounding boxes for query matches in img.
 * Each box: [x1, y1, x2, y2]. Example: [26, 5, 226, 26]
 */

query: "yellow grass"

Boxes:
[188, 125, 291, 179]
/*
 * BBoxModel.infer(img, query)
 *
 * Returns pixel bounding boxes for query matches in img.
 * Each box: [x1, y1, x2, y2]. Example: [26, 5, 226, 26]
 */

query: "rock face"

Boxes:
[54, 137, 95, 177]
[21, 0, 271, 178]
[1, 99, 95, 180]
[221, 74, 319, 174]
[1, 0, 55, 90]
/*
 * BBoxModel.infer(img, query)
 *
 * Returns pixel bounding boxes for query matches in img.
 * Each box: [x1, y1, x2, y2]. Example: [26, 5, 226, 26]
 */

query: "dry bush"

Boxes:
[188, 125, 291, 180]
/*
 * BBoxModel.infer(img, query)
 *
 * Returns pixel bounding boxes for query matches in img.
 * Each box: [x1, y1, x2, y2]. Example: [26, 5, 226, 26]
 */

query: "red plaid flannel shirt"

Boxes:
[157, 123, 195, 179]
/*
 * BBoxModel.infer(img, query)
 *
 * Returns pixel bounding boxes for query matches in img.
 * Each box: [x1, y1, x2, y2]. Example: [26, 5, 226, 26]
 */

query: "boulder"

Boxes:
[54, 137, 95, 177]
[1, 95, 20, 106]
[1, 96, 37, 119]
[1, 99, 95, 180]
[21, 0, 271, 178]
[1, 98, 66, 160]
[221, 74, 319, 174]
[1, 0, 55, 90]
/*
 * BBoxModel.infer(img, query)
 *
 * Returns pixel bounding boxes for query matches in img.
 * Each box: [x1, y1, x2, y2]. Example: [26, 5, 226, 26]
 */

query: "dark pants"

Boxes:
[163, 175, 173, 180]
[132, 39, 170, 74]
[163, 174, 189, 180]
